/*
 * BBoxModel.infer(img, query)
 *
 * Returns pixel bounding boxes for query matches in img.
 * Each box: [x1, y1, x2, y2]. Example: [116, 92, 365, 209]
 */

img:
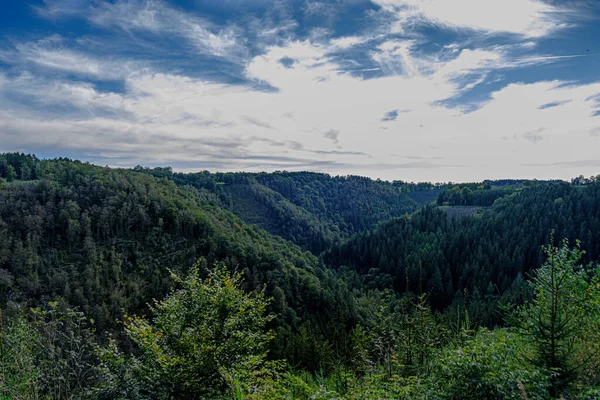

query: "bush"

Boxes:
[427, 329, 550, 400]
[96, 263, 276, 399]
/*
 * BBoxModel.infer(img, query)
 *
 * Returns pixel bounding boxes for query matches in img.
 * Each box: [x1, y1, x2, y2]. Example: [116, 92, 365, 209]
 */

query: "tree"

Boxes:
[0, 307, 40, 399]
[33, 301, 100, 399]
[1, 301, 100, 400]
[6, 165, 16, 183]
[98, 263, 276, 399]
[509, 239, 600, 396]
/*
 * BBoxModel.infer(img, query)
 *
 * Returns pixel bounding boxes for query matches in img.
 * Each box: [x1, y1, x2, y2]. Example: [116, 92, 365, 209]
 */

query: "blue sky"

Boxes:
[0, 0, 599, 181]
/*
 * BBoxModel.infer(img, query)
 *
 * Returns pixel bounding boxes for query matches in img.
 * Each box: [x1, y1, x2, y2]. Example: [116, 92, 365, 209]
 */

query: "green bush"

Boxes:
[96, 263, 276, 399]
[0, 308, 40, 399]
[427, 329, 550, 400]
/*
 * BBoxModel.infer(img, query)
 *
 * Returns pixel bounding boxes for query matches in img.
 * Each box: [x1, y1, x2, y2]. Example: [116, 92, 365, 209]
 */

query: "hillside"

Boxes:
[0, 155, 359, 361]
[325, 180, 600, 324]
[1, 153, 599, 399]
[137, 168, 437, 253]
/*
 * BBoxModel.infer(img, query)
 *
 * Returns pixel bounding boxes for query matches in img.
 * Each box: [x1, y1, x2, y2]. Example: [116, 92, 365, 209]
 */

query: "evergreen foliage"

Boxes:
[1, 153, 600, 398]
[509, 239, 600, 396]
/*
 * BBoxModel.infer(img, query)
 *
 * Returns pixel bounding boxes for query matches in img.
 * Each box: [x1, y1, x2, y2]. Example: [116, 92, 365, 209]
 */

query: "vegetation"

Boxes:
[94, 264, 280, 399]
[509, 239, 600, 396]
[1, 153, 599, 399]
[136, 168, 433, 253]
[325, 181, 600, 323]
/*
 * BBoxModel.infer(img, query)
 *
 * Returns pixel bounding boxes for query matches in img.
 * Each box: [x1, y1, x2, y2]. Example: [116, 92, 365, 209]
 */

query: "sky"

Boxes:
[0, 0, 599, 182]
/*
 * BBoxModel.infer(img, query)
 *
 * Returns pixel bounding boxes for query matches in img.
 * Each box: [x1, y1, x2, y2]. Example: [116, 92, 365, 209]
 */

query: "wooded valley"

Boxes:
[1, 153, 599, 399]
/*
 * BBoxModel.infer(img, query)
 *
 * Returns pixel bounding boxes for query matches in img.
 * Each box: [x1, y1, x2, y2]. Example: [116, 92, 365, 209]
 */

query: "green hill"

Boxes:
[0, 155, 350, 351]
[325, 180, 600, 324]
[137, 168, 433, 253]
[1, 153, 599, 399]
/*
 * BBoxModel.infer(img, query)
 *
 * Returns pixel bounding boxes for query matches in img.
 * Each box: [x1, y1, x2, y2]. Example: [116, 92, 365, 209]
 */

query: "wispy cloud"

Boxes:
[241, 116, 276, 130]
[524, 159, 600, 168]
[0, 36, 133, 80]
[517, 53, 600, 63]
[36, 0, 248, 62]
[371, 0, 569, 38]
[33, 0, 89, 19]
[522, 127, 546, 143]
[1, 0, 600, 181]
[303, 1, 340, 23]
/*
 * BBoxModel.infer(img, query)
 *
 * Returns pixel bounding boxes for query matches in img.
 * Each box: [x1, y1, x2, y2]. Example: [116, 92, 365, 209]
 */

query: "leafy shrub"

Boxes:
[96, 263, 275, 399]
[427, 329, 550, 400]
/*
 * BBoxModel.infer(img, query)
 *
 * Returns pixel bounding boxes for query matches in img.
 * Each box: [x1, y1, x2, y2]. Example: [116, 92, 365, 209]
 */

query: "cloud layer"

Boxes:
[0, 0, 599, 181]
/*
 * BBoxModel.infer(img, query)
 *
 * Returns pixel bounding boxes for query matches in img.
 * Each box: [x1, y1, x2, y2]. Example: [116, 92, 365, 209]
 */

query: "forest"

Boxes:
[1, 152, 599, 399]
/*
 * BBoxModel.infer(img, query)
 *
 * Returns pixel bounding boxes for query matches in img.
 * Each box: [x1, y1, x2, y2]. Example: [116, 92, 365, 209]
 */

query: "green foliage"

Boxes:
[366, 292, 445, 379]
[327, 180, 600, 323]
[136, 168, 426, 253]
[2, 153, 600, 398]
[509, 239, 600, 396]
[0, 154, 353, 369]
[94, 338, 146, 400]
[0, 307, 40, 399]
[0, 301, 99, 400]
[427, 329, 551, 400]
[5, 166, 16, 183]
[97, 263, 276, 399]
[437, 185, 516, 207]
[31, 301, 100, 399]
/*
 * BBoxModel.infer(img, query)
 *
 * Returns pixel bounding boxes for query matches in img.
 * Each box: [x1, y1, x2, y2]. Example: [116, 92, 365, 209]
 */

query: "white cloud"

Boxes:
[372, 0, 566, 38]
[3, 36, 599, 181]
[34, 0, 246, 61]
[329, 36, 367, 49]
[2, 0, 599, 182]
[0, 36, 137, 80]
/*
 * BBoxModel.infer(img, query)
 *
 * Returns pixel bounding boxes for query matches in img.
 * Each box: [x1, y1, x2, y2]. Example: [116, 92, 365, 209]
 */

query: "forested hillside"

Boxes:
[326, 180, 600, 325]
[1, 153, 599, 399]
[136, 167, 438, 253]
[0, 154, 364, 363]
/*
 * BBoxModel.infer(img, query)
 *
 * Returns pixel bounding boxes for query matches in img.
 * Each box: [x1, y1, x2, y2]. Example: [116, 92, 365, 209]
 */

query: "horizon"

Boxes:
[1, 0, 600, 182]
[1, 151, 582, 185]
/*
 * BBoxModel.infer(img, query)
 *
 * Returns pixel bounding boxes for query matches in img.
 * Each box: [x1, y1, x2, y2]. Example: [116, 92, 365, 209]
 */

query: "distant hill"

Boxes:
[325, 179, 600, 325]
[137, 168, 440, 253]
[435, 179, 562, 207]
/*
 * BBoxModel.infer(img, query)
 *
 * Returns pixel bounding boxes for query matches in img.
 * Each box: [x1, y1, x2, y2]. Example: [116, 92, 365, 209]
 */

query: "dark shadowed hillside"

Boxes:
[325, 180, 600, 325]
[1, 153, 599, 399]
[137, 168, 439, 253]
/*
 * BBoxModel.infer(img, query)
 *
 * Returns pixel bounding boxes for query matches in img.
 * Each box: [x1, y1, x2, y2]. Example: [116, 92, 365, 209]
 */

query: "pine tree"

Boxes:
[509, 238, 600, 396]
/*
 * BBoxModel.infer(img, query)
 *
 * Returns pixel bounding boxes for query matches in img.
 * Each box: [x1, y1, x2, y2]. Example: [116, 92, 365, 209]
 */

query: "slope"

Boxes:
[325, 180, 600, 325]
[0, 154, 350, 348]
[138, 168, 433, 253]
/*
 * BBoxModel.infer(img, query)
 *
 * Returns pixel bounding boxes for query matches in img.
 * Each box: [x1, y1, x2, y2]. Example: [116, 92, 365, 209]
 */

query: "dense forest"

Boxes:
[326, 180, 600, 324]
[135, 167, 437, 253]
[1, 153, 599, 399]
